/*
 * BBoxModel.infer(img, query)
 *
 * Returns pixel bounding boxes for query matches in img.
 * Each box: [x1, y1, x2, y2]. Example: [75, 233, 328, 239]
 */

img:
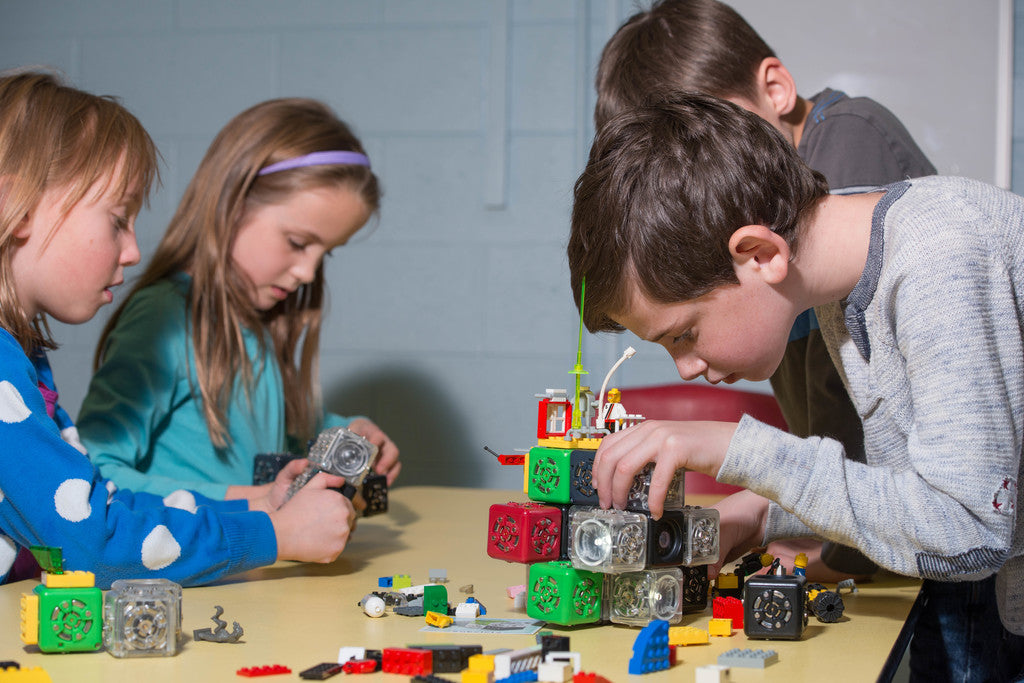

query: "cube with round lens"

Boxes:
[607, 568, 684, 627]
[569, 507, 648, 573]
[102, 578, 182, 657]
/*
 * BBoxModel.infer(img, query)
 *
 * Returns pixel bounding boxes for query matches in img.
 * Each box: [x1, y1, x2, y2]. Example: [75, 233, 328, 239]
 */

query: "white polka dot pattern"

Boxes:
[141, 525, 181, 570]
[0, 535, 16, 576]
[54, 478, 92, 522]
[0, 381, 31, 423]
[163, 490, 198, 513]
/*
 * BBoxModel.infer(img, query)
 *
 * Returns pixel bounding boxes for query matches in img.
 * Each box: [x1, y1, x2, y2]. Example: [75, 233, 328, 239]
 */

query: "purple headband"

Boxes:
[257, 150, 371, 176]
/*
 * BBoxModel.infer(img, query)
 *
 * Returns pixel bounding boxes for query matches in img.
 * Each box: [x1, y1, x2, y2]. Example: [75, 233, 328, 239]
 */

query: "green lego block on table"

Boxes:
[527, 448, 572, 504]
[526, 561, 603, 626]
[423, 584, 448, 615]
[33, 583, 103, 652]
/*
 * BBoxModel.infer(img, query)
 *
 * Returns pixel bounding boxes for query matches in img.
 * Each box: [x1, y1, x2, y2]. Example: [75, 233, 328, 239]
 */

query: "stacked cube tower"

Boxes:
[487, 382, 721, 628]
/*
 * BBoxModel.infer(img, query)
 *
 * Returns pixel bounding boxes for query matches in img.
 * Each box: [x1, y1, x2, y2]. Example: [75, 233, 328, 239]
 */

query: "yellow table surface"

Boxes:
[0, 485, 921, 682]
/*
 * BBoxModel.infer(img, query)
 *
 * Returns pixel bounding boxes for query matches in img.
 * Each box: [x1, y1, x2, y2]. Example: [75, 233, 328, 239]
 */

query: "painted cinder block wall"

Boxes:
[0, 0, 1007, 489]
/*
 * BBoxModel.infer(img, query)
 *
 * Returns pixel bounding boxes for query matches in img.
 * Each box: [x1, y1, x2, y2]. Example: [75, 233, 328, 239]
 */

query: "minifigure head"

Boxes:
[595, 0, 778, 129]
[606, 388, 621, 404]
[569, 93, 827, 383]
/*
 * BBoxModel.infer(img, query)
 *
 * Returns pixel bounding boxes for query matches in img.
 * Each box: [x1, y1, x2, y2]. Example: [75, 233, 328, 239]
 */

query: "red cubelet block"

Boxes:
[382, 648, 433, 676]
[713, 595, 744, 630]
[487, 502, 562, 563]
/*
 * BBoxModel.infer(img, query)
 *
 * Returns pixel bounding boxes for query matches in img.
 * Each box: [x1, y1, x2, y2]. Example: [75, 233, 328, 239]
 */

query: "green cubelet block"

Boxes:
[527, 448, 572, 504]
[526, 561, 604, 626]
[34, 584, 103, 652]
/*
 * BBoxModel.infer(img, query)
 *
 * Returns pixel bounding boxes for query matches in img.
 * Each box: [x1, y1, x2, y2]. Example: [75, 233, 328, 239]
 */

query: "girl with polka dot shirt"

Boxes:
[0, 71, 355, 587]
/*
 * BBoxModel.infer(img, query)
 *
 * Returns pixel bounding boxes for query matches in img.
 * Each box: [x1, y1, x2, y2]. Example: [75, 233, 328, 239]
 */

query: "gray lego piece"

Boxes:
[717, 648, 778, 668]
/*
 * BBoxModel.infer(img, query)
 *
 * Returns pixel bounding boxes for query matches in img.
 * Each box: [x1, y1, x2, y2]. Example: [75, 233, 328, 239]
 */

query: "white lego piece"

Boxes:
[338, 646, 366, 663]
[455, 601, 482, 619]
[536, 662, 573, 683]
[695, 664, 732, 683]
[493, 645, 543, 679]
[543, 651, 582, 674]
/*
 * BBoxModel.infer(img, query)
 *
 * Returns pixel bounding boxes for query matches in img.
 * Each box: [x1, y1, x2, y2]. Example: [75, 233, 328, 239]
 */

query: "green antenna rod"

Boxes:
[569, 276, 588, 430]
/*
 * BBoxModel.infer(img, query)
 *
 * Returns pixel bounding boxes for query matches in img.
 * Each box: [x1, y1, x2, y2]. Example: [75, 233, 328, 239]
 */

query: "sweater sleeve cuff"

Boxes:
[219, 511, 278, 573]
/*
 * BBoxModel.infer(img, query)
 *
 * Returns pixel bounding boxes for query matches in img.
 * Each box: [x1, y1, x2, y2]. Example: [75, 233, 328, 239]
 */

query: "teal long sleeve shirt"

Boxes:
[78, 273, 351, 499]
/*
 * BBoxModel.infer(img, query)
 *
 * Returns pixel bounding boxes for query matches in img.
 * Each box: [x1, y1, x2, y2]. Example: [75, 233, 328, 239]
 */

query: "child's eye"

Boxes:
[112, 215, 129, 232]
[287, 238, 307, 251]
[671, 330, 694, 345]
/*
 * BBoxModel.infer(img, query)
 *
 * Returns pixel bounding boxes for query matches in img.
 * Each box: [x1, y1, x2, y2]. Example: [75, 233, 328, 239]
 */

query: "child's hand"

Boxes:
[707, 489, 771, 577]
[249, 459, 347, 513]
[269, 479, 356, 563]
[592, 419, 736, 519]
[347, 417, 401, 485]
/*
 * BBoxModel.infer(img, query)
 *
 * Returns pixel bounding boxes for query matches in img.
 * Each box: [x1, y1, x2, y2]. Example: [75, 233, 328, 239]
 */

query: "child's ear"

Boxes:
[728, 225, 791, 285]
[755, 57, 798, 118]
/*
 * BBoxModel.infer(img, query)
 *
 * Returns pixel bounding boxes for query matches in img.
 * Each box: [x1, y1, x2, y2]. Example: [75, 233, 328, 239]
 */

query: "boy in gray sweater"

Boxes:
[570, 92, 1023, 681]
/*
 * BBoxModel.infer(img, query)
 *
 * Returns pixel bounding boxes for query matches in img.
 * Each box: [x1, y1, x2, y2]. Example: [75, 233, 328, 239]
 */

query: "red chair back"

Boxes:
[617, 383, 787, 495]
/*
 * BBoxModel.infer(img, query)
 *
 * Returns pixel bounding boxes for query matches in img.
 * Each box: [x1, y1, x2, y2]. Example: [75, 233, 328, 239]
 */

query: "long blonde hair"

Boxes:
[0, 70, 157, 351]
[97, 98, 379, 447]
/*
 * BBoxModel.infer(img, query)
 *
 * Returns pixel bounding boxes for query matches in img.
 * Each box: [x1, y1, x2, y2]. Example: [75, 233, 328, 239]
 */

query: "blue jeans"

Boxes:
[909, 576, 1024, 682]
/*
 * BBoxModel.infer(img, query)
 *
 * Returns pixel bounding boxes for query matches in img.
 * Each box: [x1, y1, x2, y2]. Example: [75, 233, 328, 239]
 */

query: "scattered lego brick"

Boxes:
[426, 610, 454, 628]
[694, 664, 732, 683]
[717, 648, 778, 669]
[536, 662, 572, 683]
[382, 647, 433, 676]
[712, 596, 744, 630]
[341, 659, 378, 674]
[628, 619, 671, 674]
[298, 662, 344, 680]
[668, 625, 709, 646]
[708, 618, 733, 637]
[236, 665, 291, 677]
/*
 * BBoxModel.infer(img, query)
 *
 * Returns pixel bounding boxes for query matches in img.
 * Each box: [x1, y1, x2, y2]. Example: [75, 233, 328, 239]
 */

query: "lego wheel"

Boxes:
[811, 590, 845, 623]
[50, 598, 97, 643]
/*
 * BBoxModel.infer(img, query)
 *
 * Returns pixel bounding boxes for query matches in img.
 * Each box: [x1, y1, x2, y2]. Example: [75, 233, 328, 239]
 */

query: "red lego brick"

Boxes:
[713, 595, 744, 630]
[237, 665, 292, 677]
[342, 659, 378, 674]
[382, 648, 433, 676]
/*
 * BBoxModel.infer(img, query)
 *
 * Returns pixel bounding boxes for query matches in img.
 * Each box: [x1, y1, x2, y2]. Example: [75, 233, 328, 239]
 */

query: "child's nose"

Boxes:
[121, 232, 141, 267]
[673, 353, 706, 382]
[292, 255, 318, 285]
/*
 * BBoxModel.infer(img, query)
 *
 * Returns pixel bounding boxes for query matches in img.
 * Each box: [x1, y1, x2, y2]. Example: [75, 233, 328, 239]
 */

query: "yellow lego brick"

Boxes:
[42, 570, 94, 588]
[461, 671, 494, 683]
[708, 618, 733, 637]
[536, 437, 603, 450]
[19, 593, 38, 645]
[668, 625, 710, 646]
[425, 611, 453, 628]
[716, 573, 740, 590]
[392, 574, 412, 589]
[467, 653, 495, 672]
[0, 666, 53, 683]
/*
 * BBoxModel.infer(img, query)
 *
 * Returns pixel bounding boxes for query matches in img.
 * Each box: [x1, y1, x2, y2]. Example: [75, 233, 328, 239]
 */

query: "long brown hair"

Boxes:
[96, 98, 380, 447]
[0, 69, 157, 351]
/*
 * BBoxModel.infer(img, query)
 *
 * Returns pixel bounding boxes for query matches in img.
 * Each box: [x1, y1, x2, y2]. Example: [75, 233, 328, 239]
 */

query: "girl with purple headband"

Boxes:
[77, 99, 400, 517]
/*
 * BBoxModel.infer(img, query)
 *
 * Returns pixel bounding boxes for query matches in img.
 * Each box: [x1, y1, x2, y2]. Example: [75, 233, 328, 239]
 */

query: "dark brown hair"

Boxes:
[97, 98, 379, 446]
[0, 69, 157, 351]
[569, 93, 828, 332]
[595, 0, 776, 129]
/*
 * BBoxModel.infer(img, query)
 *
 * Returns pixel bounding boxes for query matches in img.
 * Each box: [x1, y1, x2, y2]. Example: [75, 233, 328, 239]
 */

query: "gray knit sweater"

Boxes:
[718, 176, 1024, 632]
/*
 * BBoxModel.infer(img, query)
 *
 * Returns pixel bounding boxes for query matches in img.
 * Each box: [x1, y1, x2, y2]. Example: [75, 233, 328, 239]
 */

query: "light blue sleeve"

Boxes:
[78, 283, 228, 500]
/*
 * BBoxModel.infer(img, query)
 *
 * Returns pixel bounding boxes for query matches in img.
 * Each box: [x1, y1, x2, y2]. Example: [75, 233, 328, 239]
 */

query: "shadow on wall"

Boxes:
[323, 364, 483, 488]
